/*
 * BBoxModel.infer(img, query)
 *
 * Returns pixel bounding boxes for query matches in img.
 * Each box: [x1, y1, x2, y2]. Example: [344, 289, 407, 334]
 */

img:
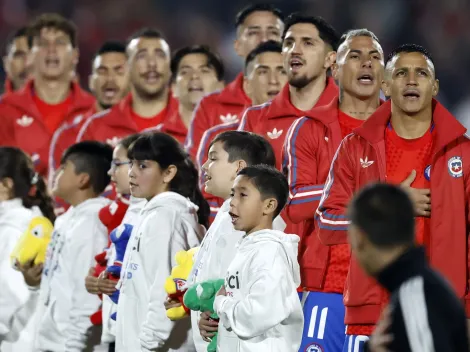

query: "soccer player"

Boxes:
[238, 13, 339, 171]
[170, 45, 225, 143]
[77, 28, 178, 145]
[185, 3, 284, 160]
[48, 41, 129, 188]
[316, 44, 470, 352]
[0, 14, 95, 177]
[282, 29, 384, 352]
[3, 26, 30, 93]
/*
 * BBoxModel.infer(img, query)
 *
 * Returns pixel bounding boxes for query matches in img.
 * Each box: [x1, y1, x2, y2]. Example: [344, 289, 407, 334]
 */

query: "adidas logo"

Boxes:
[267, 128, 283, 139]
[16, 115, 33, 127]
[220, 113, 238, 124]
[106, 136, 121, 147]
[360, 157, 374, 168]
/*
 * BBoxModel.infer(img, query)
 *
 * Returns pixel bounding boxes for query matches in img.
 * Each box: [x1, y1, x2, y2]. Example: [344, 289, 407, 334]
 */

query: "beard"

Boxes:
[133, 81, 167, 101]
[288, 74, 314, 89]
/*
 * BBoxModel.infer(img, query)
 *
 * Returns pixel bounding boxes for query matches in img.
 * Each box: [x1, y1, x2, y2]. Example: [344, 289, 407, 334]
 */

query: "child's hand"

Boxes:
[216, 285, 226, 297]
[164, 297, 182, 310]
[85, 267, 101, 294]
[17, 260, 43, 287]
[199, 311, 218, 342]
[97, 271, 117, 295]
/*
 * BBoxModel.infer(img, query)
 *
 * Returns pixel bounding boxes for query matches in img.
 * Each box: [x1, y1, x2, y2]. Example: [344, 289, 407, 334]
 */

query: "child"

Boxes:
[182, 131, 285, 352]
[0, 147, 55, 352]
[34, 141, 113, 351]
[214, 165, 303, 351]
[83, 134, 144, 348]
[115, 132, 208, 352]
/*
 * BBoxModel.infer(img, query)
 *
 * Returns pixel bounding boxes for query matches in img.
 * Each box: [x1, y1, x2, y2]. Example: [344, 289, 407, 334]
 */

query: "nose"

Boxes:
[269, 70, 279, 85]
[362, 58, 372, 68]
[128, 164, 136, 178]
[201, 159, 208, 172]
[406, 71, 418, 85]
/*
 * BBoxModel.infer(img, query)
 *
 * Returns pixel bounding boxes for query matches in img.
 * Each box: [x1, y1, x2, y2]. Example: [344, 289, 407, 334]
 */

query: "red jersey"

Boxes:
[4, 78, 14, 94]
[316, 100, 470, 332]
[77, 93, 179, 146]
[282, 97, 369, 292]
[158, 108, 188, 144]
[185, 73, 251, 161]
[0, 79, 95, 176]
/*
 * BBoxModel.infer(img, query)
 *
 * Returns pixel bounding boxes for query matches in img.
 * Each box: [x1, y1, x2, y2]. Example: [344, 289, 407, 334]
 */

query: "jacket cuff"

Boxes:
[317, 230, 348, 245]
[213, 295, 227, 314]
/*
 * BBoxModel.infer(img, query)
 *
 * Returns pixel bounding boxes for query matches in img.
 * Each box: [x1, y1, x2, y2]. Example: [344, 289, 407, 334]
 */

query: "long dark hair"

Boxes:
[128, 132, 209, 228]
[0, 147, 55, 223]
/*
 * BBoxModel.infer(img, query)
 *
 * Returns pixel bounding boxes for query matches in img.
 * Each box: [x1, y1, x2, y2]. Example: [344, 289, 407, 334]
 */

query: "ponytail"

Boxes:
[23, 175, 56, 223]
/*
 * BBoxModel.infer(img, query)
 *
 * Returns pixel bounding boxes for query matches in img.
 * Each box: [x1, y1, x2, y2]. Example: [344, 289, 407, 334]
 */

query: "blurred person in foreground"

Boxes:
[3, 26, 30, 93]
[77, 28, 178, 145]
[185, 3, 285, 160]
[0, 13, 95, 178]
[348, 183, 469, 352]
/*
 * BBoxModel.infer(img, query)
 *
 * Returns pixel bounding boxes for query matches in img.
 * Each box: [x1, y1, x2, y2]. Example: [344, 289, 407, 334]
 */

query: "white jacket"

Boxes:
[36, 197, 110, 352]
[214, 229, 303, 352]
[0, 199, 42, 352]
[101, 196, 146, 344]
[187, 199, 286, 352]
[115, 192, 204, 352]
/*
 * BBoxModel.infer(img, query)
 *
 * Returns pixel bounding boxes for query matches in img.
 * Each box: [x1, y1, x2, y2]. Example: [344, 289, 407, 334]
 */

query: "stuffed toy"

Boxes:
[183, 279, 225, 352]
[10, 216, 54, 268]
[164, 247, 199, 320]
[107, 223, 134, 321]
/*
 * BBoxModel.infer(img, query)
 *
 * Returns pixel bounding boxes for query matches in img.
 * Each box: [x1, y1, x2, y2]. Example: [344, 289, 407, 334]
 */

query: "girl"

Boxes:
[0, 147, 55, 352]
[83, 134, 145, 351]
[115, 132, 209, 352]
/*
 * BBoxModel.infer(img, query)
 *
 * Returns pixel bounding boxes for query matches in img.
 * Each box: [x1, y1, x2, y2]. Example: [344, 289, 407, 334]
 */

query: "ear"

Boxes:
[72, 47, 79, 66]
[88, 74, 95, 94]
[2, 56, 9, 75]
[324, 50, 337, 70]
[77, 172, 91, 190]
[235, 160, 248, 174]
[432, 79, 439, 97]
[381, 79, 391, 97]
[234, 37, 244, 58]
[331, 62, 339, 81]
[163, 165, 178, 184]
[171, 82, 179, 98]
[243, 77, 252, 100]
[2, 177, 14, 191]
[262, 197, 278, 216]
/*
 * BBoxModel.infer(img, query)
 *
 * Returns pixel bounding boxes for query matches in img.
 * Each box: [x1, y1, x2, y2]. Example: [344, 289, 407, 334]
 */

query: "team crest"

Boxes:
[448, 156, 463, 178]
[305, 343, 323, 352]
[424, 165, 431, 181]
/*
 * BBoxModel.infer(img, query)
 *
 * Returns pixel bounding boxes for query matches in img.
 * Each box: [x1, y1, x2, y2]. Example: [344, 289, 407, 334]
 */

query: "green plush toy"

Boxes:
[183, 279, 225, 352]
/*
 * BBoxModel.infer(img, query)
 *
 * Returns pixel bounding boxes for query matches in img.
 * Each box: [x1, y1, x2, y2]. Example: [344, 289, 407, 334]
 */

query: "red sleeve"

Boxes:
[283, 117, 325, 224]
[185, 98, 212, 161]
[315, 137, 356, 245]
[76, 117, 95, 142]
[464, 143, 470, 316]
[237, 107, 254, 132]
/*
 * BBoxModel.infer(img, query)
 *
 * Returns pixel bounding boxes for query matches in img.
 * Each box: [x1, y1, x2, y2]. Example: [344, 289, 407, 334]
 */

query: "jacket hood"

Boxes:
[240, 230, 301, 286]
[217, 73, 252, 106]
[143, 191, 200, 224]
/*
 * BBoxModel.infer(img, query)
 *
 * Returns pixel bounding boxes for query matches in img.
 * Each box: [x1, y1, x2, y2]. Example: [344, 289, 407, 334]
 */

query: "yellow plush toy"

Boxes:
[164, 247, 199, 320]
[10, 216, 54, 268]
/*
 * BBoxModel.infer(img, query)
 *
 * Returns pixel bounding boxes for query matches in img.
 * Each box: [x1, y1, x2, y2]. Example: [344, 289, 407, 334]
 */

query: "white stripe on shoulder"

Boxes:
[399, 276, 435, 352]
[76, 108, 111, 141]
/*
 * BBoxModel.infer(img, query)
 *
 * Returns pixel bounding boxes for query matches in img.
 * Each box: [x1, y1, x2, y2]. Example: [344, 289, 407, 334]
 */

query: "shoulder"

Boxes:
[198, 91, 223, 108]
[83, 108, 112, 126]
[244, 102, 271, 117]
[0, 207, 35, 232]
[248, 241, 288, 271]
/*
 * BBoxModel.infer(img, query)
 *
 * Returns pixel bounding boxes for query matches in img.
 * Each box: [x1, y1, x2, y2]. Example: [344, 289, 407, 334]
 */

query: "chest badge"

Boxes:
[267, 128, 283, 139]
[448, 156, 463, 178]
[360, 157, 374, 168]
[220, 113, 238, 124]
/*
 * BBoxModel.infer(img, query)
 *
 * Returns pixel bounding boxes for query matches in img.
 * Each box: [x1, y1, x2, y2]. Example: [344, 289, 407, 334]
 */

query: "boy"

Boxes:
[214, 165, 303, 351]
[348, 183, 468, 352]
[34, 141, 113, 351]
[173, 131, 283, 352]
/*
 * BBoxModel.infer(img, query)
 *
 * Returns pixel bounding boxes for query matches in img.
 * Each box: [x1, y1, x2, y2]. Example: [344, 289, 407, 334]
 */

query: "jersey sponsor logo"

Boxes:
[267, 128, 283, 139]
[16, 115, 33, 127]
[305, 343, 323, 352]
[424, 165, 431, 181]
[448, 156, 463, 178]
[360, 157, 374, 168]
[220, 113, 238, 124]
[226, 271, 240, 289]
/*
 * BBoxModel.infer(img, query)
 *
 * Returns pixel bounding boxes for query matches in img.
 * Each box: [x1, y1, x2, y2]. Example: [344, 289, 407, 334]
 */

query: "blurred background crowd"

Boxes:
[0, 0, 469, 123]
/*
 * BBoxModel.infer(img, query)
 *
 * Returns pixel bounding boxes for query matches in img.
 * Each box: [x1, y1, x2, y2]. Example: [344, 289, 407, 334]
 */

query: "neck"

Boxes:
[369, 245, 409, 276]
[246, 216, 274, 235]
[66, 189, 97, 207]
[178, 102, 194, 128]
[289, 74, 327, 111]
[34, 76, 71, 104]
[390, 102, 433, 139]
[339, 91, 381, 120]
[131, 86, 169, 118]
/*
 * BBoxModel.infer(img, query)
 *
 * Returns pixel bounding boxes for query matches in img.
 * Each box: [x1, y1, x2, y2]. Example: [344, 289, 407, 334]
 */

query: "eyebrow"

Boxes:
[179, 64, 211, 70]
[349, 49, 380, 55]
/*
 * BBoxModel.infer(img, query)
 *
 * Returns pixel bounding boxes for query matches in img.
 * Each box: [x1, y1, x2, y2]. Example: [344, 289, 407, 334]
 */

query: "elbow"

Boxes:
[317, 226, 348, 245]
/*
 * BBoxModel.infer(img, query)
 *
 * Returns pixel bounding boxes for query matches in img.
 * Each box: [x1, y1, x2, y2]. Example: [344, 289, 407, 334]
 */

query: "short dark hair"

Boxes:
[126, 27, 164, 48]
[170, 45, 225, 82]
[237, 164, 288, 218]
[118, 133, 141, 150]
[94, 40, 126, 59]
[385, 43, 434, 67]
[235, 3, 284, 28]
[349, 183, 415, 249]
[210, 131, 276, 167]
[61, 141, 113, 194]
[27, 13, 78, 48]
[244, 40, 282, 75]
[282, 13, 340, 50]
[4, 26, 28, 55]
